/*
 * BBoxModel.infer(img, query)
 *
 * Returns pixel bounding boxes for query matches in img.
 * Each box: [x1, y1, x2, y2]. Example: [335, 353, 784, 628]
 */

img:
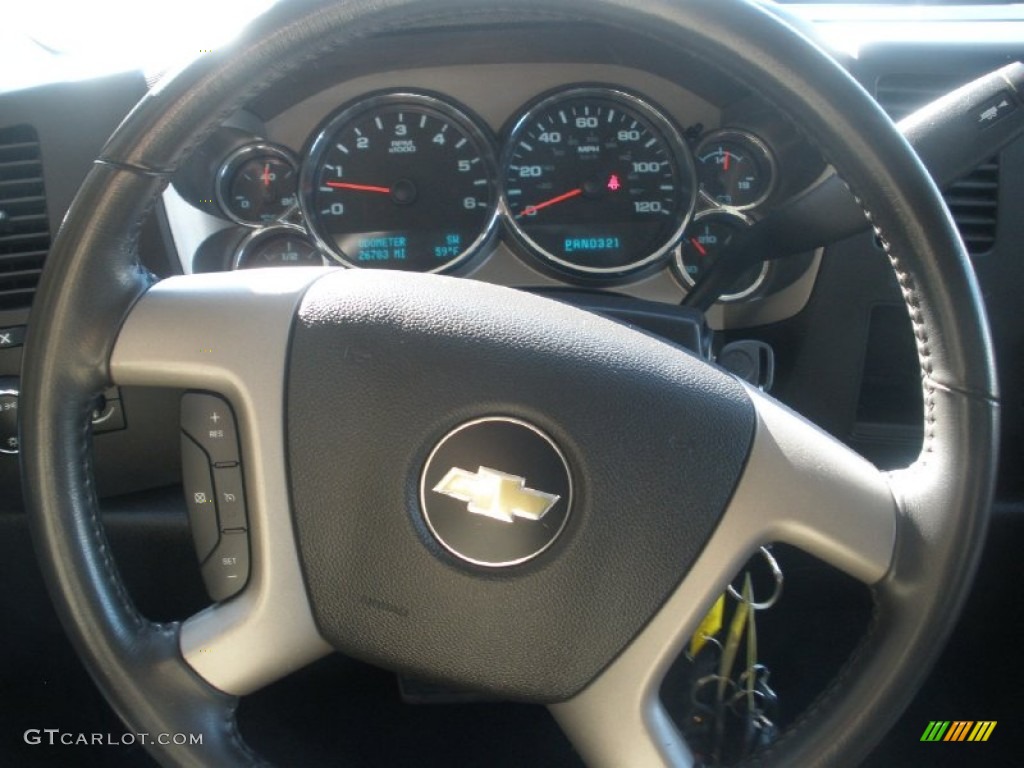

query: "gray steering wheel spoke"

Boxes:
[109, 269, 333, 694]
[737, 387, 898, 584]
[550, 388, 898, 768]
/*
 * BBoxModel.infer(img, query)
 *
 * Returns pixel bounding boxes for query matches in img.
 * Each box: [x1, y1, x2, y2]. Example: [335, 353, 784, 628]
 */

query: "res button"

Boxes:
[181, 392, 240, 466]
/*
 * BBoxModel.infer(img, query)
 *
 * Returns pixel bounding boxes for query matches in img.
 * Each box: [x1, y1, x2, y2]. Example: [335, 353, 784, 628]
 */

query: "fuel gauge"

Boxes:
[233, 226, 324, 270]
[695, 130, 775, 210]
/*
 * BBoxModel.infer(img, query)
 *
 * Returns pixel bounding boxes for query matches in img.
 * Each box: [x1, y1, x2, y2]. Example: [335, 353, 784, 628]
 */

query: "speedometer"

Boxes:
[301, 92, 498, 272]
[501, 87, 695, 277]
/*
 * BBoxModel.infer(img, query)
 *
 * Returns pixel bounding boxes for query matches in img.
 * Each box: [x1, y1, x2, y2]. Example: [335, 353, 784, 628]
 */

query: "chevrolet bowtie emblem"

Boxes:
[433, 466, 560, 523]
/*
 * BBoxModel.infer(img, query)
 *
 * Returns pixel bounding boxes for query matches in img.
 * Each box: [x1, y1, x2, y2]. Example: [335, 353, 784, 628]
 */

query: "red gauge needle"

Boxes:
[325, 181, 392, 194]
[261, 163, 272, 187]
[518, 187, 583, 218]
[722, 151, 731, 172]
[690, 237, 708, 257]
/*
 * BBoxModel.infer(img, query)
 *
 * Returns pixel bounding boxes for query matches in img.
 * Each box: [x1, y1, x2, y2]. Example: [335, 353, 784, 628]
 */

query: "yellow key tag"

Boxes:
[689, 594, 725, 656]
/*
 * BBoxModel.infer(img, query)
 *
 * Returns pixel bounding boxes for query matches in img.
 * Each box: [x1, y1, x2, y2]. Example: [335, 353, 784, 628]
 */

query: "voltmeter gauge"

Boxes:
[695, 130, 776, 210]
[674, 210, 769, 302]
[217, 144, 299, 226]
[300, 92, 499, 272]
[501, 87, 696, 277]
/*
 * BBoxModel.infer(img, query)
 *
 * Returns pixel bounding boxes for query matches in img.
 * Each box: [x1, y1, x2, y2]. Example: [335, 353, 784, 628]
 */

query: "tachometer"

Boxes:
[501, 87, 695, 277]
[301, 92, 498, 272]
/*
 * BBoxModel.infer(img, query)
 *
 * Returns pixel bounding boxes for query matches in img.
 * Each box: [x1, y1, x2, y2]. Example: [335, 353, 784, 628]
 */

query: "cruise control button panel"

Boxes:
[180, 392, 250, 601]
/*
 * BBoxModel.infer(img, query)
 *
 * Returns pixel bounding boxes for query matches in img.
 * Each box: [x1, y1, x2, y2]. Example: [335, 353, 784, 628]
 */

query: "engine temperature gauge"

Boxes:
[674, 211, 768, 302]
[695, 130, 775, 210]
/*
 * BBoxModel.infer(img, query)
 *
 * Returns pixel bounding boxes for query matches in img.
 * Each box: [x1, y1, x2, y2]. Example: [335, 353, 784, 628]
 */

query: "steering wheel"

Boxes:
[20, 0, 998, 765]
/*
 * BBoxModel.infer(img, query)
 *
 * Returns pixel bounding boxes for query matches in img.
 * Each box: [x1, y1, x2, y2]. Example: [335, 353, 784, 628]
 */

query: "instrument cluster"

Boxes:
[203, 85, 783, 302]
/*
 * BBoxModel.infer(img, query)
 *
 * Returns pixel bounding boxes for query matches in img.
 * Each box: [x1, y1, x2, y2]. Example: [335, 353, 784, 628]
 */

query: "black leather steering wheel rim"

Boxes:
[20, 1, 998, 766]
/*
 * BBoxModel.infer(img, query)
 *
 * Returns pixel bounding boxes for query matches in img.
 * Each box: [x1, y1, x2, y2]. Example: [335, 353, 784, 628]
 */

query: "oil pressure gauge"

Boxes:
[217, 143, 299, 226]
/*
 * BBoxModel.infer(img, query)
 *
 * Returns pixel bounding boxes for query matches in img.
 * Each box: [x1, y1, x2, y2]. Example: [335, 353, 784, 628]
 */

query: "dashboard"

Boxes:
[166, 55, 825, 331]
[2, 11, 1023, 499]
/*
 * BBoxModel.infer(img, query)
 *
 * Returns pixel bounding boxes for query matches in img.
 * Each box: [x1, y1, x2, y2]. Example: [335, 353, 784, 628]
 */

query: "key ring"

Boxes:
[736, 663, 774, 694]
[684, 634, 724, 663]
[727, 685, 778, 720]
[727, 546, 783, 610]
[691, 673, 737, 708]
[729, 664, 778, 717]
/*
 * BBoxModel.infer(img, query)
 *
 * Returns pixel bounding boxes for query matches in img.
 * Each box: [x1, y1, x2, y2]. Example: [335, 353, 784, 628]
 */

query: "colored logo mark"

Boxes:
[920, 721, 997, 742]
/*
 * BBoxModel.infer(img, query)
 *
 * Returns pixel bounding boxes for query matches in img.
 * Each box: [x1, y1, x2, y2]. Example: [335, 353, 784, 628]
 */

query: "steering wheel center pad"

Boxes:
[287, 270, 754, 701]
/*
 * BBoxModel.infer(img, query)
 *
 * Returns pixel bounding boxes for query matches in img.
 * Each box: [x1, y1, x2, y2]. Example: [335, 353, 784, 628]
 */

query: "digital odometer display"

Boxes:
[501, 88, 695, 276]
[301, 92, 498, 272]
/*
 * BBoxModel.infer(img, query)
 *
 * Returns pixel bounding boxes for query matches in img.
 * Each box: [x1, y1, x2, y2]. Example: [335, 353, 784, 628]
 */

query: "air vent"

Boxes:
[876, 73, 998, 256]
[0, 125, 50, 310]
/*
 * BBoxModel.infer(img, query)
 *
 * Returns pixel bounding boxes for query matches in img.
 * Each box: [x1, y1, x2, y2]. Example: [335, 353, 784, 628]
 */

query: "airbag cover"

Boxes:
[286, 270, 754, 701]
